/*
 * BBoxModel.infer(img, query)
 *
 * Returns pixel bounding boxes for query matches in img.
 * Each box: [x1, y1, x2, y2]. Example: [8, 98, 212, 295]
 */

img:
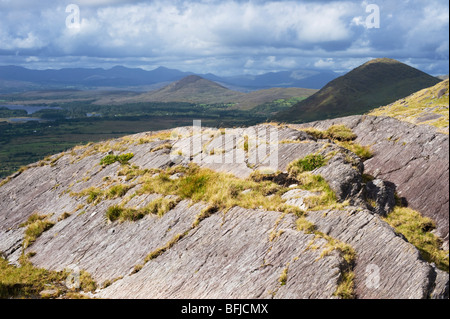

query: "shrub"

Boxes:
[99, 154, 118, 166]
[117, 153, 134, 165]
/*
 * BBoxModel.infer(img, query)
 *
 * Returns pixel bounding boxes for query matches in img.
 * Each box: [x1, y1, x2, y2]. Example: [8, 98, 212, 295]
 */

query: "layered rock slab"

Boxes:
[97, 207, 342, 299]
[294, 115, 450, 247]
[307, 208, 449, 299]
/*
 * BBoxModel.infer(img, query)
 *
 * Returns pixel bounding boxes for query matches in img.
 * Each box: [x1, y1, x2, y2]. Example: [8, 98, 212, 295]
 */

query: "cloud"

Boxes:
[0, 0, 448, 75]
[314, 58, 335, 68]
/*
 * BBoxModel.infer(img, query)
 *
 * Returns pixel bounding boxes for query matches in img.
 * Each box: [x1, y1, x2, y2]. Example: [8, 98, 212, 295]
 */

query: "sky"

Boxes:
[0, 0, 448, 76]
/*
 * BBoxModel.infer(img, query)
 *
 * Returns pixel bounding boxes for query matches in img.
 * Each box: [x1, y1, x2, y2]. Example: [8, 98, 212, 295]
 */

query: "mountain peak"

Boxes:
[274, 58, 440, 123]
[175, 75, 204, 85]
[136, 75, 243, 103]
[363, 57, 402, 65]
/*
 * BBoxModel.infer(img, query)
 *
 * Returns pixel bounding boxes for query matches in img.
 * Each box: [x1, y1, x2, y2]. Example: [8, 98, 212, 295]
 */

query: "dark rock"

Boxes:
[314, 153, 363, 204]
[415, 113, 443, 123]
[437, 88, 447, 99]
[365, 179, 396, 216]
[431, 265, 450, 299]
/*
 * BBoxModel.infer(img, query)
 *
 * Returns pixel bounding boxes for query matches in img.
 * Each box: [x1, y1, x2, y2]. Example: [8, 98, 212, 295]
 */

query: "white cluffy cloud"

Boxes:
[0, 0, 448, 75]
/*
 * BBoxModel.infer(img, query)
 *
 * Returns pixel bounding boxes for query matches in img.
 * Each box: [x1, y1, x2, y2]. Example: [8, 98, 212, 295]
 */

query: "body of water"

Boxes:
[5, 118, 45, 123]
[0, 105, 61, 114]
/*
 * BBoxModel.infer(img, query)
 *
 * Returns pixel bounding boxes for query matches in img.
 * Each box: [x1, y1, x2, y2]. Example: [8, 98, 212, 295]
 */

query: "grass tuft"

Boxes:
[299, 125, 373, 161]
[287, 154, 326, 174]
[336, 141, 373, 161]
[334, 270, 355, 299]
[301, 125, 356, 142]
[100, 153, 134, 166]
[20, 214, 55, 249]
[106, 197, 181, 222]
[144, 232, 188, 263]
[326, 125, 357, 142]
[384, 206, 449, 272]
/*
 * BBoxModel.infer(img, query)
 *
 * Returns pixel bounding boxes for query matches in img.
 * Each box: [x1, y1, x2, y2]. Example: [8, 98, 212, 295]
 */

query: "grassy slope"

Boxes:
[274, 58, 441, 123]
[369, 79, 449, 134]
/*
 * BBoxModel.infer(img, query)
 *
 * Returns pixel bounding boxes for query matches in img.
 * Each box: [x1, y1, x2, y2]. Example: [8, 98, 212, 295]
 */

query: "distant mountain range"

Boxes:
[273, 58, 442, 123]
[0, 65, 339, 93]
[1, 59, 444, 122]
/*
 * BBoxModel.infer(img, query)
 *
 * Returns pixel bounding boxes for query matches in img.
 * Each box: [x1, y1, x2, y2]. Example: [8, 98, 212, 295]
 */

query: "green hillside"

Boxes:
[369, 79, 449, 134]
[274, 58, 441, 123]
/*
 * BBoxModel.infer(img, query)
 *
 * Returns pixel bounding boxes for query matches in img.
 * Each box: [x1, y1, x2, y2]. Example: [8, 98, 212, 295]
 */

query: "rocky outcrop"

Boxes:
[307, 207, 448, 299]
[0, 123, 448, 299]
[294, 115, 450, 248]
